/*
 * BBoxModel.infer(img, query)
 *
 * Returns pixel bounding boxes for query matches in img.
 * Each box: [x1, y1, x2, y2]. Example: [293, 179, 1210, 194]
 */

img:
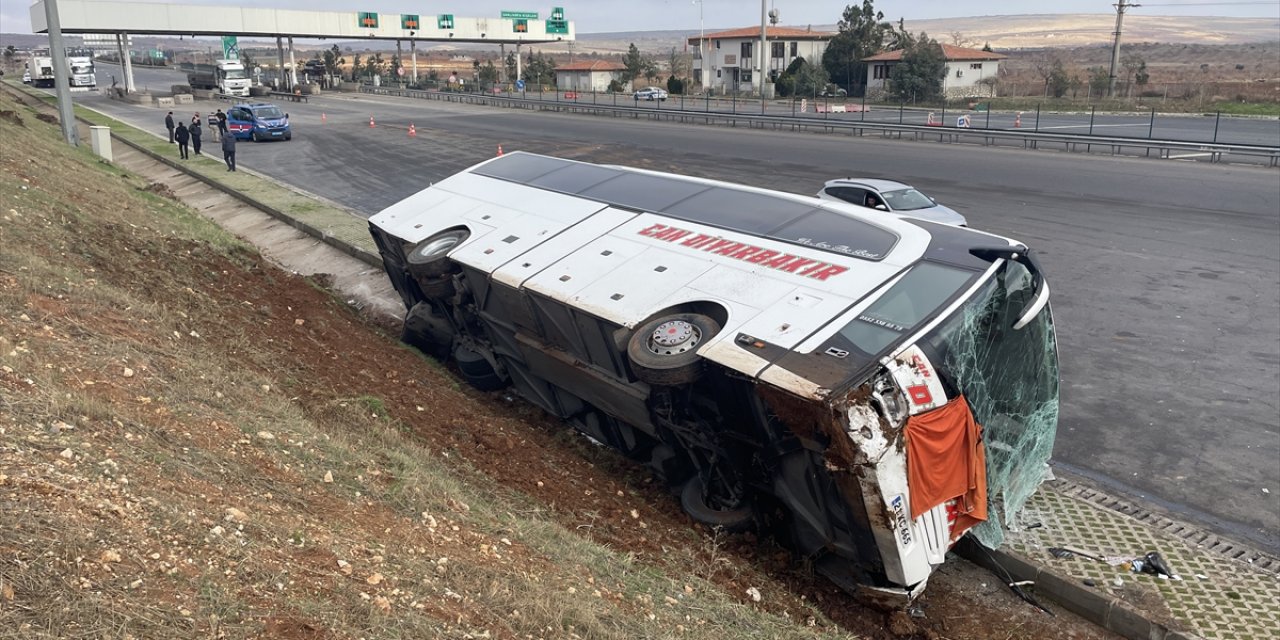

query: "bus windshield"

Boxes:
[921, 259, 1060, 549]
[837, 261, 976, 356]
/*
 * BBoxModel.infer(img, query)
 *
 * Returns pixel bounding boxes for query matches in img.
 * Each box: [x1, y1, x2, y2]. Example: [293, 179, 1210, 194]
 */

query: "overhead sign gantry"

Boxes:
[29, 1, 576, 44]
[29, 1, 575, 94]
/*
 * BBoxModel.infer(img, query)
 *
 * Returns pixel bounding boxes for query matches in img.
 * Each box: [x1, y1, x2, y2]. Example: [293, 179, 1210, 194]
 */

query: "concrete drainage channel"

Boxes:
[14, 83, 1276, 640]
[1053, 476, 1279, 573]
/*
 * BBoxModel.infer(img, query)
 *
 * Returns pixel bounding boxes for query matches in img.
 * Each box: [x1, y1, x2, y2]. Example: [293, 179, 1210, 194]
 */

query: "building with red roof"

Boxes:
[687, 25, 836, 95]
[554, 59, 627, 92]
[863, 44, 1007, 98]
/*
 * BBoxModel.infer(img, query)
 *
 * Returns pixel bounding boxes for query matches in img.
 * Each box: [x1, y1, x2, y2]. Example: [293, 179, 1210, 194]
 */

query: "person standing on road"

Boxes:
[215, 109, 228, 139]
[174, 122, 190, 159]
[206, 111, 220, 142]
[221, 130, 237, 172]
[189, 117, 203, 156]
[164, 111, 175, 143]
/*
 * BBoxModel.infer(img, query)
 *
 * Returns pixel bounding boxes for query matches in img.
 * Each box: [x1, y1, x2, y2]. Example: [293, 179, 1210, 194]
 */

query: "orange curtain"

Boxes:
[905, 395, 988, 533]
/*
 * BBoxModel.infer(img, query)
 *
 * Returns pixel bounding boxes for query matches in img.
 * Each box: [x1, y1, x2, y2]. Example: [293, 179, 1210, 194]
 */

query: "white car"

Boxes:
[816, 178, 968, 227]
[632, 86, 668, 101]
[22, 70, 32, 84]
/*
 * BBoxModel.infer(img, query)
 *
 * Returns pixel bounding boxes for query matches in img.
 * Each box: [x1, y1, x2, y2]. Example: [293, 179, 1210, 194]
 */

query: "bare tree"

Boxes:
[949, 31, 977, 48]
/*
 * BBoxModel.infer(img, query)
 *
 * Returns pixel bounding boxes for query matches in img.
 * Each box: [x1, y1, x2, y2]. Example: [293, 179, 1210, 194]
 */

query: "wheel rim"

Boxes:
[647, 320, 701, 356]
[412, 234, 461, 261]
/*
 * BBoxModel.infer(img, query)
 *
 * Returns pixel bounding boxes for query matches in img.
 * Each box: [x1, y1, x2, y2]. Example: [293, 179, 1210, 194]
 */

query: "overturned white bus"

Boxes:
[368, 152, 1060, 602]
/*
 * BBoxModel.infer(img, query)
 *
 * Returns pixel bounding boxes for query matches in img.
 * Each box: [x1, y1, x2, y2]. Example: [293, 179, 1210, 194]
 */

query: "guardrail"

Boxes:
[360, 86, 1280, 167]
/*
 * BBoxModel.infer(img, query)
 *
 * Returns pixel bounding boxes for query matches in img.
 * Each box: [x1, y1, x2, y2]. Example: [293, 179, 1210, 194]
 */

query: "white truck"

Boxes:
[66, 55, 96, 89]
[181, 59, 250, 96]
[28, 56, 57, 88]
[368, 152, 1060, 603]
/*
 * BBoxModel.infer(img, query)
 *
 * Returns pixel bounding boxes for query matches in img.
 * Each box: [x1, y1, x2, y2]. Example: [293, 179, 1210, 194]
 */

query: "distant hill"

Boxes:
[564, 14, 1279, 54]
[3, 13, 1276, 55]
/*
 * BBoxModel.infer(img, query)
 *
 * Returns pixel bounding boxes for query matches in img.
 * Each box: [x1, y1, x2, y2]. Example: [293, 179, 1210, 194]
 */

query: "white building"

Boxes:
[554, 59, 626, 92]
[688, 26, 835, 95]
[863, 44, 1006, 98]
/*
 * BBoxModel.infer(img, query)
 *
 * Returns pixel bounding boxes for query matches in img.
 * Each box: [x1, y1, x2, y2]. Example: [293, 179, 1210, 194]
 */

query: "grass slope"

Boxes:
[0, 86, 853, 639]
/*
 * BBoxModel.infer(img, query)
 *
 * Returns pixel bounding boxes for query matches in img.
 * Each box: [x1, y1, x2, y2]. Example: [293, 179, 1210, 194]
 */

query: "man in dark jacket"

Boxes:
[174, 122, 190, 159]
[215, 109, 228, 138]
[221, 131, 237, 172]
[189, 118, 203, 156]
[164, 111, 175, 143]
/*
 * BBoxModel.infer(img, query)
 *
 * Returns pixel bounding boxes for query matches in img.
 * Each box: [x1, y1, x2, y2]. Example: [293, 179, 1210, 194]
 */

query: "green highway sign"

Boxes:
[501, 10, 538, 19]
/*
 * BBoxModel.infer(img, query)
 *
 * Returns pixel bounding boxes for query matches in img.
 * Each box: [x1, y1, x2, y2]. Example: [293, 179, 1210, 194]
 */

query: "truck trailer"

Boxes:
[180, 59, 250, 96]
[368, 153, 1061, 603]
[28, 56, 56, 88]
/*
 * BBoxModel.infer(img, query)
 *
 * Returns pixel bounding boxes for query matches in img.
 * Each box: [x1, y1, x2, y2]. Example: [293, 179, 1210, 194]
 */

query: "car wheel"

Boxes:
[626, 312, 720, 386]
[251, 131, 260, 142]
[405, 228, 469, 280]
[284, 133, 292, 141]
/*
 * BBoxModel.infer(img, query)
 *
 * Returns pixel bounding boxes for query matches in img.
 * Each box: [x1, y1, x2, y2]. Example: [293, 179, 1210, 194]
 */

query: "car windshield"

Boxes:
[253, 106, 285, 119]
[836, 261, 976, 355]
[225, 69, 248, 80]
[880, 188, 935, 212]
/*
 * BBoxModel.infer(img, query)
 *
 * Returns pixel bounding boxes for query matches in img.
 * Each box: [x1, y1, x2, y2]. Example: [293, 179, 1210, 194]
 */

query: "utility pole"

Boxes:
[43, 0, 78, 146]
[758, 0, 768, 98]
[1108, 0, 1139, 98]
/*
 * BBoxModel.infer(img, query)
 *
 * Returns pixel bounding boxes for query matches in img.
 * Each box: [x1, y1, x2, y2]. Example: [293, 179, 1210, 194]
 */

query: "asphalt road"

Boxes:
[473, 88, 1280, 147]
[69, 71, 1280, 551]
[95, 61, 1280, 147]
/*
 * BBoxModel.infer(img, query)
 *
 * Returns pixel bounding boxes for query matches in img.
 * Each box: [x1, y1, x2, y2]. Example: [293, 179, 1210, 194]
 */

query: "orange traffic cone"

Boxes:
[496, 144, 503, 156]
[369, 116, 376, 128]
[408, 123, 417, 137]
[321, 112, 327, 123]
[1014, 112, 1022, 128]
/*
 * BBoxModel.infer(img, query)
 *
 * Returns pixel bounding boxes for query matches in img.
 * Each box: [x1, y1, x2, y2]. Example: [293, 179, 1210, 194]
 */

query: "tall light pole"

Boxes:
[759, 0, 767, 98]
[692, 0, 704, 91]
[43, 0, 78, 145]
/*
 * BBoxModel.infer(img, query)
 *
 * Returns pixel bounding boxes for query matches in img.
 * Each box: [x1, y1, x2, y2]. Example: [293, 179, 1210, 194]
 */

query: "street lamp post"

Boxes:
[692, 0, 704, 92]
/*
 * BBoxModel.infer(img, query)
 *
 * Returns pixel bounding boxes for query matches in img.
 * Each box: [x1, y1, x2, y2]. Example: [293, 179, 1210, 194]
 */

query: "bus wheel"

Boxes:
[627, 313, 719, 386]
[680, 475, 753, 532]
[454, 344, 507, 392]
[406, 228, 469, 281]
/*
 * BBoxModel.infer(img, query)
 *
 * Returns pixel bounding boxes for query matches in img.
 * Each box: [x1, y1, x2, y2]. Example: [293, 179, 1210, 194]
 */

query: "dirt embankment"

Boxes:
[0, 85, 1115, 639]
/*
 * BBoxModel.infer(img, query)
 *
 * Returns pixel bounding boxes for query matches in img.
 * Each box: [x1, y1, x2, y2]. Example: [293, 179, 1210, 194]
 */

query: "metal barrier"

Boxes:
[360, 86, 1280, 167]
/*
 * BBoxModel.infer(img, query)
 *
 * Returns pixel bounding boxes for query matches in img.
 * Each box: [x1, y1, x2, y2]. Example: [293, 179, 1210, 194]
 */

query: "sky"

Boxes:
[3, 0, 1278, 35]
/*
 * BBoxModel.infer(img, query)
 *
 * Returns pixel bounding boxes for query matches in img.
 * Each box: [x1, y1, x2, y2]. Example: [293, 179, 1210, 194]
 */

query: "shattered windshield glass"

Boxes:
[923, 260, 1060, 548]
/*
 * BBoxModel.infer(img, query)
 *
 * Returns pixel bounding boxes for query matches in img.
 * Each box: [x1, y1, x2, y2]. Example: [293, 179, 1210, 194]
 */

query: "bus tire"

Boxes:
[416, 275, 455, 300]
[680, 476, 753, 532]
[454, 344, 507, 392]
[627, 313, 719, 386]
[406, 228, 469, 280]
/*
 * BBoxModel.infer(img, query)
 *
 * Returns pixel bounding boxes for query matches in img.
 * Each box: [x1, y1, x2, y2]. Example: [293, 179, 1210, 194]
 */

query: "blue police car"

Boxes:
[226, 103, 292, 142]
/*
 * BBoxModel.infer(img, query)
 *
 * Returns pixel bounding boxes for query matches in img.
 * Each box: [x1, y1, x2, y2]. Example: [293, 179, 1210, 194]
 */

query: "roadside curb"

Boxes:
[99, 128, 383, 269]
[956, 538, 1204, 640]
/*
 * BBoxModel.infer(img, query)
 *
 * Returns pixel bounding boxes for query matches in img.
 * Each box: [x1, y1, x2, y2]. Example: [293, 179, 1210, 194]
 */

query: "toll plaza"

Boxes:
[29, 0, 576, 93]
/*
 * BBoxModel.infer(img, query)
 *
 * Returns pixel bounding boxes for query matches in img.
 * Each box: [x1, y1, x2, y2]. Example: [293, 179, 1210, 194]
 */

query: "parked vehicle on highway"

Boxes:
[180, 60, 251, 97]
[633, 86, 668, 101]
[817, 178, 968, 227]
[66, 55, 96, 89]
[225, 103, 291, 142]
[28, 56, 56, 88]
[22, 69, 31, 84]
[369, 152, 1060, 603]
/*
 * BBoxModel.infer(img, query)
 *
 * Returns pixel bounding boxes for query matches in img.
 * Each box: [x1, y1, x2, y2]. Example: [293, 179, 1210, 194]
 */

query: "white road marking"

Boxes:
[1037, 123, 1150, 130]
[1167, 152, 1215, 159]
